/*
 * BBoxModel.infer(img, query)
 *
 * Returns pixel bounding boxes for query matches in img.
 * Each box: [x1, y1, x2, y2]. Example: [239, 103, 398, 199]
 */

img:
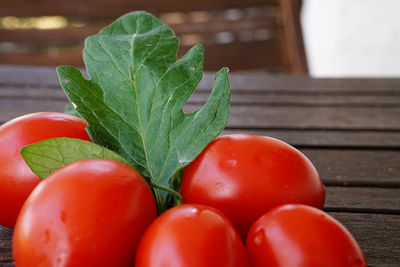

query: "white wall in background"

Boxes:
[301, 0, 400, 77]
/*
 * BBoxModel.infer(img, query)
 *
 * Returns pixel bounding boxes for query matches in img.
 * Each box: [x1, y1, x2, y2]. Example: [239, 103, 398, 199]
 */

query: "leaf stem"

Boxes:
[149, 182, 182, 210]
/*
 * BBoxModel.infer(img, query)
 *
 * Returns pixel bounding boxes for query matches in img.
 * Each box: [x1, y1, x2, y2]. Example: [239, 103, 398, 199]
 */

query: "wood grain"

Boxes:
[325, 187, 400, 212]
[0, 65, 399, 265]
[0, 227, 12, 263]
[3, 84, 399, 107]
[329, 212, 400, 266]
[223, 129, 400, 148]
[302, 149, 400, 186]
[2, 98, 399, 130]
[216, 105, 400, 130]
[1, 65, 400, 93]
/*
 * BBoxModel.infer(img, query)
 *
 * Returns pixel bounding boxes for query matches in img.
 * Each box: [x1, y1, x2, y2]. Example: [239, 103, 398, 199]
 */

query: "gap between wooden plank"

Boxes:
[325, 207, 400, 215]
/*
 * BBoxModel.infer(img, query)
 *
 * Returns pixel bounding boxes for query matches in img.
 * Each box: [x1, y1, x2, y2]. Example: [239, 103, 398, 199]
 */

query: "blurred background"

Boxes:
[1, 0, 399, 77]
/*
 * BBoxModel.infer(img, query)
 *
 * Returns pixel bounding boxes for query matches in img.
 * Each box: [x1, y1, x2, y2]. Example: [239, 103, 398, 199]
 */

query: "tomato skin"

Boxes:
[246, 204, 367, 267]
[135, 204, 250, 267]
[0, 112, 91, 229]
[13, 159, 157, 267]
[181, 134, 325, 239]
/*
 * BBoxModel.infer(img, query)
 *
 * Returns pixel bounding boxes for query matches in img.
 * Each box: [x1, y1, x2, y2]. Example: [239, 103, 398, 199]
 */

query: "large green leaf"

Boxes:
[56, 11, 230, 211]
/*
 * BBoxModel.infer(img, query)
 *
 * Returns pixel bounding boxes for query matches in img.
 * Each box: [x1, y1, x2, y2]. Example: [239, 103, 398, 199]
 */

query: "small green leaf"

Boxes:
[56, 11, 230, 212]
[21, 137, 131, 179]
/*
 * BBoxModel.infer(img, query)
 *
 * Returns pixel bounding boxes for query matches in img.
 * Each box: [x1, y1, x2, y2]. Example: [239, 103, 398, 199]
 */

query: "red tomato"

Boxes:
[13, 159, 157, 267]
[0, 112, 91, 228]
[246, 204, 367, 267]
[181, 134, 325, 239]
[135, 204, 250, 267]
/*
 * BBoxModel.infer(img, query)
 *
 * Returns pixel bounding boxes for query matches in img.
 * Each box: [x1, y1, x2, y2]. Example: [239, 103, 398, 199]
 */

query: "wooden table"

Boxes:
[0, 64, 399, 266]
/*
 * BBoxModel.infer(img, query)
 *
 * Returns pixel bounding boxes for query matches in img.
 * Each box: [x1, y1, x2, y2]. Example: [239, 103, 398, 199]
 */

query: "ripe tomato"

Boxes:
[0, 112, 91, 228]
[13, 159, 157, 267]
[246, 204, 367, 267]
[181, 134, 325, 239]
[135, 204, 250, 267]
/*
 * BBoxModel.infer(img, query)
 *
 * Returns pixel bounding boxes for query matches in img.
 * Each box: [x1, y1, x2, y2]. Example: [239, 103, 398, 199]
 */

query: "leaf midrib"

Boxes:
[129, 20, 162, 183]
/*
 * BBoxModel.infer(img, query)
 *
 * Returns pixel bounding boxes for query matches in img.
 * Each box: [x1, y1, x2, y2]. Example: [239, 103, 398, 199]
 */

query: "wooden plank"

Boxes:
[0, 97, 399, 147]
[0, 40, 282, 71]
[1, 212, 399, 265]
[200, 74, 400, 92]
[0, 25, 102, 44]
[1, 85, 399, 148]
[186, 40, 282, 71]
[0, 0, 278, 18]
[189, 92, 400, 106]
[302, 149, 400, 186]
[0, 5, 287, 71]
[0, 47, 85, 68]
[0, 91, 399, 185]
[329, 212, 400, 266]
[0, 99, 68, 122]
[223, 129, 400, 148]
[1, 98, 399, 130]
[0, 18, 276, 44]
[2, 86, 400, 106]
[325, 187, 400, 213]
[0, 227, 12, 263]
[224, 105, 400, 130]
[1, 65, 400, 94]
[0, 86, 65, 99]
[171, 17, 276, 35]
[1, 65, 399, 266]
[0, 65, 62, 87]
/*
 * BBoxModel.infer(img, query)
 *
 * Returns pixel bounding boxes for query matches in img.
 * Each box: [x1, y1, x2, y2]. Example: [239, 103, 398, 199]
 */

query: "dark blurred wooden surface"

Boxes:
[0, 0, 307, 73]
[0, 65, 400, 266]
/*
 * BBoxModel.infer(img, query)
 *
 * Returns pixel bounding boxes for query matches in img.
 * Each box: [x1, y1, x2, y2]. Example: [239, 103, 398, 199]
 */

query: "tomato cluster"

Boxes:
[0, 113, 367, 266]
